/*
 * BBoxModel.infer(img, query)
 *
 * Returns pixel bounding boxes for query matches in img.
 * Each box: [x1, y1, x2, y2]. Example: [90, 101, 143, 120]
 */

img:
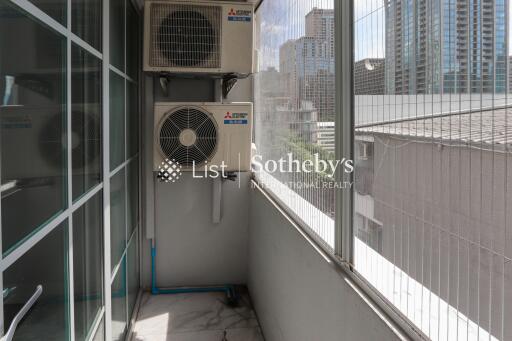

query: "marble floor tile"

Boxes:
[131, 328, 264, 341]
[131, 291, 264, 341]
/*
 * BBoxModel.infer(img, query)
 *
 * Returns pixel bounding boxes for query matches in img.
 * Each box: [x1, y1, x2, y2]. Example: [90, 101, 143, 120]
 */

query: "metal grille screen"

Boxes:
[254, 0, 336, 251]
[354, 0, 512, 340]
[150, 3, 221, 68]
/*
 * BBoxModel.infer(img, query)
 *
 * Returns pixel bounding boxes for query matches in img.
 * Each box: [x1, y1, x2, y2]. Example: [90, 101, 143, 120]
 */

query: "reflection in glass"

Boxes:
[126, 1, 138, 80]
[127, 234, 139, 318]
[0, 1, 66, 253]
[27, 0, 66, 24]
[111, 257, 127, 341]
[110, 169, 126, 271]
[72, 44, 102, 201]
[72, 0, 102, 51]
[3, 223, 68, 340]
[127, 159, 138, 239]
[73, 192, 104, 341]
[110, 0, 125, 71]
[110, 72, 125, 170]
[127, 81, 138, 158]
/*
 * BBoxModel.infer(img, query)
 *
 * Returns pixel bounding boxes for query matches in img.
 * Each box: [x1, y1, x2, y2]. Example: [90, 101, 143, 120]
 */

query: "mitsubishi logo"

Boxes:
[224, 112, 232, 119]
[228, 8, 236, 16]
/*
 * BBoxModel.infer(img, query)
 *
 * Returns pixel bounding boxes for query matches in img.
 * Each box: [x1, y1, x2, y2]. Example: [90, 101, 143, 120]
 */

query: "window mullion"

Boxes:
[334, 0, 355, 262]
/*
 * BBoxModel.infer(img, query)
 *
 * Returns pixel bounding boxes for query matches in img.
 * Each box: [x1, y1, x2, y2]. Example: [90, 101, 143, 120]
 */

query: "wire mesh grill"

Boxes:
[159, 107, 218, 168]
[353, 0, 512, 340]
[150, 3, 221, 69]
[254, 0, 336, 252]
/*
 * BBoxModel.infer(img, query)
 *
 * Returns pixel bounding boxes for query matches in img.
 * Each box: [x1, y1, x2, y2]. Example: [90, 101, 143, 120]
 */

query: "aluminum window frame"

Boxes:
[0, 0, 142, 340]
[250, 1, 434, 339]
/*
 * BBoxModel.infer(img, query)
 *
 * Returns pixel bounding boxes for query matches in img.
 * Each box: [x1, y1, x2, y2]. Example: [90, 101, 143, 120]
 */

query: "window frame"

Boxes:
[251, 1, 433, 339]
[0, 0, 142, 340]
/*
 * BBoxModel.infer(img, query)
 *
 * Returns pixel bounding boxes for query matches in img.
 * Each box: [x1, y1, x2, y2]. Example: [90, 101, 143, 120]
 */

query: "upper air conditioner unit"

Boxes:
[153, 102, 253, 173]
[144, 1, 254, 75]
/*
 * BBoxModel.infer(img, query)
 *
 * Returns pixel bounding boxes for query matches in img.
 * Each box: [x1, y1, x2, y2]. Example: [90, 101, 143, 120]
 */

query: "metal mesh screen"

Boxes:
[354, 0, 512, 340]
[150, 3, 221, 68]
[254, 0, 336, 251]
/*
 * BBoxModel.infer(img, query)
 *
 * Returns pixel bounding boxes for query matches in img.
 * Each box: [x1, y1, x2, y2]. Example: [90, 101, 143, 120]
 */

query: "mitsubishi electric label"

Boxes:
[227, 8, 252, 22]
[224, 112, 248, 125]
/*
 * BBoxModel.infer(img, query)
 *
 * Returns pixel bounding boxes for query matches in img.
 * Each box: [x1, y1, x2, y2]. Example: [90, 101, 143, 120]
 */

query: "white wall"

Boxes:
[141, 75, 253, 288]
[248, 185, 402, 341]
[151, 173, 251, 287]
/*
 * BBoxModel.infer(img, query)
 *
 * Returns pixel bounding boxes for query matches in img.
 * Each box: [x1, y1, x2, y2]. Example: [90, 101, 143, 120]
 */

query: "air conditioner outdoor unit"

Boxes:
[153, 102, 253, 172]
[144, 1, 254, 75]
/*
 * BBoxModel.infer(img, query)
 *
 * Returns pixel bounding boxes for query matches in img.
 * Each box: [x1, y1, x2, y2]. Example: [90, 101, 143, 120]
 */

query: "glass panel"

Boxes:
[127, 81, 138, 158]
[254, 0, 336, 250]
[73, 192, 104, 341]
[3, 223, 69, 340]
[110, 169, 126, 271]
[110, 72, 125, 170]
[127, 158, 138, 237]
[0, 1, 67, 254]
[127, 233, 139, 318]
[111, 257, 127, 341]
[126, 1, 138, 80]
[353, 0, 512, 340]
[71, 0, 102, 51]
[27, 0, 66, 25]
[110, 0, 125, 71]
[72, 44, 102, 201]
[92, 317, 105, 341]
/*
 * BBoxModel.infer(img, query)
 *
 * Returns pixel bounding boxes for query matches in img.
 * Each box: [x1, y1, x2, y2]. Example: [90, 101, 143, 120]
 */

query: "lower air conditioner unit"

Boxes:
[153, 102, 253, 172]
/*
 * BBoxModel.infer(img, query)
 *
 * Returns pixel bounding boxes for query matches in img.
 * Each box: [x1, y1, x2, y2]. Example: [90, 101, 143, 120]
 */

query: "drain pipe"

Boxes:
[149, 240, 237, 302]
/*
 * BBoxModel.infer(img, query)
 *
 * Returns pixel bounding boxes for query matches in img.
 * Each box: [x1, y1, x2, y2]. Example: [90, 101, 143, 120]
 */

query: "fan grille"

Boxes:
[150, 3, 221, 68]
[159, 107, 218, 167]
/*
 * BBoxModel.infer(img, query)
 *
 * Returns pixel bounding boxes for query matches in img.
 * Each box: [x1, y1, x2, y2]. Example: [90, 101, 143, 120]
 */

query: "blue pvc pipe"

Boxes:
[150, 241, 237, 299]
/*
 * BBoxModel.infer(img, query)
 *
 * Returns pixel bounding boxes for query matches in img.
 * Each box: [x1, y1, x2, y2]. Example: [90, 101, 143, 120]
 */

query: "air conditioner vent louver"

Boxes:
[150, 3, 221, 68]
[158, 107, 218, 168]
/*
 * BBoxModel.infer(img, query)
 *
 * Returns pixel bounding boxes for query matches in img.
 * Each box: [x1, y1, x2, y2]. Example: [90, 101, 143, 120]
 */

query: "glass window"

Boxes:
[353, 0, 512, 339]
[72, 44, 102, 201]
[71, 0, 102, 51]
[254, 0, 336, 250]
[0, 1, 67, 254]
[127, 158, 138, 237]
[126, 1, 138, 80]
[73, 192, 104, 341]
[3, 223, 69, 340]
[127, 234, 139, 318]
[28, 0, 66, 25]
[111, 257, 127, 341]
[110, 72, 125, 171]
[110, 168, 126, 271]
[127, 81, 138, 159]
[110, 0, 125, 71]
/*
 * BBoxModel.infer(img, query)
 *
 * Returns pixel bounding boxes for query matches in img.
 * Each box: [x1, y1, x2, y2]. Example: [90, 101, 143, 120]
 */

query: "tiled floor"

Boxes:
[130, 291, 264, 341]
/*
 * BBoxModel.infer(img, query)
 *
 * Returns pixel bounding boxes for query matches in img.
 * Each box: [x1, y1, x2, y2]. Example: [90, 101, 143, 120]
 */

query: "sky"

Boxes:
[258, 0, 512, 70]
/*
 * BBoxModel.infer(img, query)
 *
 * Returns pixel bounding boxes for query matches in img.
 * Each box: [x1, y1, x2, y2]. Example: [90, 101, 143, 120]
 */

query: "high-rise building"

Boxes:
[385, 0, 508, 94]
[279, 8, 335, 121]
[354, 58, 385, 95]
[305, 8, 334, 58]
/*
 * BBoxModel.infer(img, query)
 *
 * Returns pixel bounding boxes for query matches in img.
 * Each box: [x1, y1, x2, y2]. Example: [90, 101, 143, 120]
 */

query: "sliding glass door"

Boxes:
[0, 0, 140, 339]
